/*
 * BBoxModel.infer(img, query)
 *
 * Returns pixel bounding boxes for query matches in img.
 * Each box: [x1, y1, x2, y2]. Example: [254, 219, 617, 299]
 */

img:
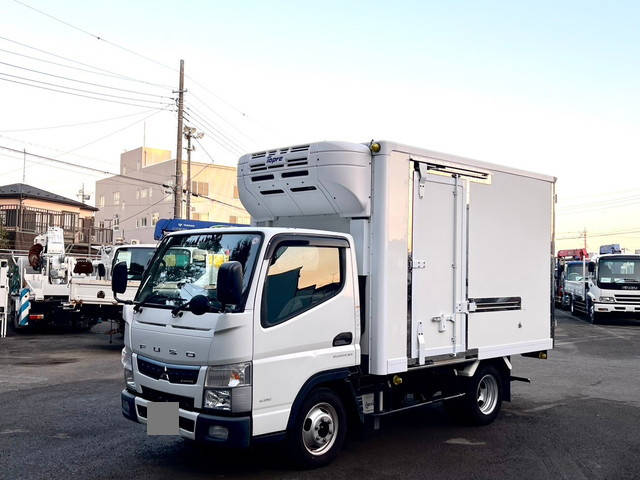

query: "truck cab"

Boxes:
[582, 254, 640, 323]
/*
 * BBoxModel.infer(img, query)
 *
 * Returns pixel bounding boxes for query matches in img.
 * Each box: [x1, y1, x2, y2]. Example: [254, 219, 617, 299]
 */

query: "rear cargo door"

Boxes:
[410, 165, 466, 362]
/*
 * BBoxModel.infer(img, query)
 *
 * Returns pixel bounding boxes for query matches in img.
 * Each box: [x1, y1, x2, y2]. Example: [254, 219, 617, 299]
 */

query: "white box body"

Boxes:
[239, 141, 555, 376]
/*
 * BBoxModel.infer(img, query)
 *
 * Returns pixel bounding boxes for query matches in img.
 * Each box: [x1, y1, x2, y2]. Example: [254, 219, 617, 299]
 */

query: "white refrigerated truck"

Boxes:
[116, 141, 555, 467]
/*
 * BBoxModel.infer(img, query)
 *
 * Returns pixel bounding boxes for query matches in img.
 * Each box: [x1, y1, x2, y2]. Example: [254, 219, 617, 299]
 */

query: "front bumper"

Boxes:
[121, 389, 250, 447]
[593, 303, 640, 315]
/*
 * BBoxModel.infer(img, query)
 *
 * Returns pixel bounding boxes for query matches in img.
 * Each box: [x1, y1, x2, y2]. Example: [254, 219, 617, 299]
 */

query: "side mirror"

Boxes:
[112, 261, 128, 294]
[188, 295, 209, 316]
[217, 261, 243, 307]
[588, 262, 595, 274]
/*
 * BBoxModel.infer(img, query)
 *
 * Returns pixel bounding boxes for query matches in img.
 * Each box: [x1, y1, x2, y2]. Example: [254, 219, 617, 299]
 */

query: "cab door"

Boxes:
[410, 165, 466, 362]
[251, 235, 358, 436]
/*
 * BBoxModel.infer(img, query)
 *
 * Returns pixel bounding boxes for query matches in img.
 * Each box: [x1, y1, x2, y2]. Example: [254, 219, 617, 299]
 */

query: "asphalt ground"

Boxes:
[1, 311, 639, 480]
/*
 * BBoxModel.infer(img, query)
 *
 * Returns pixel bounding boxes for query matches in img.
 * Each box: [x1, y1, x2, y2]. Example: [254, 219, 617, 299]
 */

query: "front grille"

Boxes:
[141, 386, 195, 410]
[137, 357, 199, 385]
[614, 295, 640, 304]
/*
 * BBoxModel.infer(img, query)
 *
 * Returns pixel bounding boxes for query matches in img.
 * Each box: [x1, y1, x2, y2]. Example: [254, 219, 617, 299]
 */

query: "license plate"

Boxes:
[146, 402, 179, 435]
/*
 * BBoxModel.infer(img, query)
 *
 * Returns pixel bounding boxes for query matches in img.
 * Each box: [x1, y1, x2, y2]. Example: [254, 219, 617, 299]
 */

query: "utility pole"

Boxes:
[583, 227, 587, 251]
[173, 59, 185, 219]
[77, 184, 91, 253]
[18, 148, 25, 233]
[183, 126, 204, 220]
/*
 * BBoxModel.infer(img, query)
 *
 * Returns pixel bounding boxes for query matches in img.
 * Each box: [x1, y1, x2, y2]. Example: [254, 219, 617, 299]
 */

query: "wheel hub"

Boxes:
[476, 374, 499, 415]
[302, 402, 338, 455]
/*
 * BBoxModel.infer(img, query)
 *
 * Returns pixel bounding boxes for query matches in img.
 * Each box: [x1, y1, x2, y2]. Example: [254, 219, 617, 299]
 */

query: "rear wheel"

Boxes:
[569, 296, 576, 316]
[448, 364, 503, 426]
[288, 388, 347, 469]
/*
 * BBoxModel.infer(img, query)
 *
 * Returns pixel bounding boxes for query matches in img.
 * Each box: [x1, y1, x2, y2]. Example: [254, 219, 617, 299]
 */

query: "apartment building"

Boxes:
[95, 147, 250, 243]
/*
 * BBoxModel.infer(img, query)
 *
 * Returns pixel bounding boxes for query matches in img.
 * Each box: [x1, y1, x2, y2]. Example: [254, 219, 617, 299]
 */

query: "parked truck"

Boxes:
[7, 226, 82, 329]
[0, 258, 8, 337]
[567, 249, 640, 323]
[556, 248, 589, 310]
[115, 141, 555, 467]
[69, 243, 156, 332]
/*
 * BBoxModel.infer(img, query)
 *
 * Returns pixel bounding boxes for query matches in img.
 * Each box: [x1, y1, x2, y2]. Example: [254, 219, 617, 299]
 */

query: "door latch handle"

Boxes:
[333, 332, 353, 347]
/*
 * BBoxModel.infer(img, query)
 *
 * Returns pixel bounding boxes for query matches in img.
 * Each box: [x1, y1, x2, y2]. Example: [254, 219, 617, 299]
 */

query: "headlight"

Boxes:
[204, 362, 251, 413]
[205, 362, 251, 388]
[121, 347, 135, 390]
[598, 296, 615, 303]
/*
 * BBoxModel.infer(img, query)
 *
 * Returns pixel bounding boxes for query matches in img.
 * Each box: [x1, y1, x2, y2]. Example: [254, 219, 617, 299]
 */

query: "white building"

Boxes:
[95, 147, 250, 243]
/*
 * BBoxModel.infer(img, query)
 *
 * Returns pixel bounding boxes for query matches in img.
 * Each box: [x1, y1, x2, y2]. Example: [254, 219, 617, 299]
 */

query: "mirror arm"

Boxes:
[114, 293, 134, 305]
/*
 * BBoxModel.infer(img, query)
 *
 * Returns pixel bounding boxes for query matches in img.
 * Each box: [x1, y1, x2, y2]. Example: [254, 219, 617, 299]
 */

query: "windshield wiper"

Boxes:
[622, 279, 640, 283]
[133, 293, 173, 313]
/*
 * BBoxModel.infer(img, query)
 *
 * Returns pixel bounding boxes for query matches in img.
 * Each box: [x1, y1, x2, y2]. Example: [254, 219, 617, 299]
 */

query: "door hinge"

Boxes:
[411, 260, 426, 270]
[417, 320, 426, 365]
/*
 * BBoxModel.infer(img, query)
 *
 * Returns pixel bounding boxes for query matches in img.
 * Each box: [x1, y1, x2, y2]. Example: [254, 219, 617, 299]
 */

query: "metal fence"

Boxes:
[0, 204, 112, 248]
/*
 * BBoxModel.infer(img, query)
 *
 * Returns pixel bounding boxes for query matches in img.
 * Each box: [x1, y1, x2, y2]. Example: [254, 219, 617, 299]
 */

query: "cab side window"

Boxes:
[262, 245, 344, 328]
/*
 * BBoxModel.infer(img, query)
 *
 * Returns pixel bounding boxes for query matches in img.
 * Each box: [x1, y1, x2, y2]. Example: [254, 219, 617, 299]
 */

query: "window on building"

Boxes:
[191, 181, 209, 196]
[151, 212, 159, 225]
[135, 190, 140, 200]
[121, 202, 125, 211]
[229, 215, 238, 224]
[233, 185, 239, 199]
[148, 187, 153, 198]
[98, 195, 105, 208]
[192, 212, 209, 221]
[140, 216, 148, 227]
[141, 189, 147, 199]
[113, 214, 119, 227]
[113, 191, 120, 205]
[261, 244, 344, 328]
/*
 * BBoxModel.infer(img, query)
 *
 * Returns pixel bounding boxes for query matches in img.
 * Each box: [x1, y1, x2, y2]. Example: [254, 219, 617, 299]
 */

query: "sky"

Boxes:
[1, 0, 639, 251]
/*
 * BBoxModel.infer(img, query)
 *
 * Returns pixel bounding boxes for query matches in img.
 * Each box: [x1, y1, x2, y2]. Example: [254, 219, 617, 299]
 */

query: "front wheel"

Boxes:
[587, 301, 600, 325]
[288, 388, 347, 469]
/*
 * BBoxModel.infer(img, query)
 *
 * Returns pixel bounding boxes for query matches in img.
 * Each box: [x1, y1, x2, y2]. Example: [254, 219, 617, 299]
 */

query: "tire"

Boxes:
[449, 364, 503, 426]
[287, 387, 347, 469]
[587, 301, 599, 325]
[569, 296, 576, 316]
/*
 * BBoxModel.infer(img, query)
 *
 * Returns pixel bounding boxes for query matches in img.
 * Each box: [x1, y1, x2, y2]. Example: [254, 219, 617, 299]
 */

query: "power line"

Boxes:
[185, 104, 249, 151]
[0, 145, 170, 187]
[0, 59, 172, 98]
[183, 109, 245, 155]
[0, 34, 172, 88]
[0, 109, 157, 133]
[119, 194, 172, 223]
[59, 107, 171, 157]
[8, 2, 256, 126]
[0, 145, 247, 211]
[557, 228, 640, 240]
[12, 0, 178, 74]
[0, 70, 170, 105]
[0, 75, 173, 110]
[190, 91, 263, 146]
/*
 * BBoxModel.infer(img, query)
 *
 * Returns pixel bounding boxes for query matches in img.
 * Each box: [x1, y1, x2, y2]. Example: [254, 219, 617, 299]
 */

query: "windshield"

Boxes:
[598, 258, 640, 285]
[113, 247, 156, 281]
[135, 232, 262, 310]
[565, 263, 586, 282]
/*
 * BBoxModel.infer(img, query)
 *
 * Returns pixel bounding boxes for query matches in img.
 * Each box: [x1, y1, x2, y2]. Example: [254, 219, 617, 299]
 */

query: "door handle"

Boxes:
[333, 332, 353, 347]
